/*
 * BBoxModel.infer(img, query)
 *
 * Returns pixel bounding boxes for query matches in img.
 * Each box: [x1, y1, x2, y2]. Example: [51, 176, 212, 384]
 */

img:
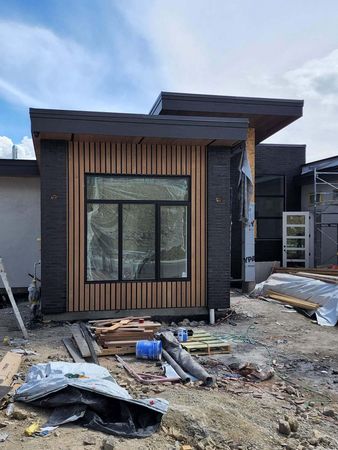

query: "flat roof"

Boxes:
[30, 108, 249, 158]
[301, 155, 338, 175]
[150, 91, 304, 143]
[0, 159, 39, 177]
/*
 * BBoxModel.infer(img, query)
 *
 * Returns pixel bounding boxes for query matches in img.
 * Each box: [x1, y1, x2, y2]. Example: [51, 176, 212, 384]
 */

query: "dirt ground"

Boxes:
[0, 292, 337, 450]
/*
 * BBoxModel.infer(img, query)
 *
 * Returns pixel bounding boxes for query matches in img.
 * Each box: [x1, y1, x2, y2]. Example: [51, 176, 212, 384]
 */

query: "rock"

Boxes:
[83, 436, 96, 445]
[322, 408, 335, 418]
[308, 401, 315, 407]
[182, 318, 190, 326]
[284, 385, 298, 395]
[12, 410, 27, 420]
[278, 419, 291, 436]
[199, 321, 206, 326]
[190, 321, 199, 327]
[102, 436, 116, 450]
[285, 416, 299, 432]
[284, 439, 298, 450]
[171, 322, 177, 327]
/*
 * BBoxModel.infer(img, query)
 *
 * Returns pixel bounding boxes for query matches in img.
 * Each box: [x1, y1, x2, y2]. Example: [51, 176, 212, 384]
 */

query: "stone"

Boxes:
[83, 436, 96, 445]
[190, 321, 199, 327]
[288, 417, 299, 432]
[0, 432, 8, 443]
[12, 410, 27, 420]
[284, 385, 298, 396]
[171, 322, 177, 327]
[278, 420, 291, 436]
[199, 321, 206, 326]
[182, 318, 190, 326]
[308, 401, 315, 407]
[102, 436, 116, 450]
[322, 408, 335, 418]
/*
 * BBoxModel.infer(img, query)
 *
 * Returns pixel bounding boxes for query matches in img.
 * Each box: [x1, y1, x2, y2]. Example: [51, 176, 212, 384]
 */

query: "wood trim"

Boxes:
[68, 142, 206, 311]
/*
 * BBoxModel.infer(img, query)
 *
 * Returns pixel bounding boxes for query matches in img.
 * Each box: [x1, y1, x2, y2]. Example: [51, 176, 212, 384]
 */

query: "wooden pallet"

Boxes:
[182, 331, 231, 355]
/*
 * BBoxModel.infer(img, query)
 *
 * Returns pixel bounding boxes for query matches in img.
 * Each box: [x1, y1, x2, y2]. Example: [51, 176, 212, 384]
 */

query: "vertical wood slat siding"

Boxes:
[68, 142, 206, 312]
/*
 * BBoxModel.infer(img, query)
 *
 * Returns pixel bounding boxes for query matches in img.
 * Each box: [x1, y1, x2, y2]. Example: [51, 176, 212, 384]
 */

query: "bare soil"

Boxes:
[0, 293, 337, 450]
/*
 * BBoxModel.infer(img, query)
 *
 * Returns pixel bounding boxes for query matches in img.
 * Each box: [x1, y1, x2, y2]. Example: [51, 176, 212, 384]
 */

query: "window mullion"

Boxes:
[155, 204, 160, 280]
[118, 203, 123, 281]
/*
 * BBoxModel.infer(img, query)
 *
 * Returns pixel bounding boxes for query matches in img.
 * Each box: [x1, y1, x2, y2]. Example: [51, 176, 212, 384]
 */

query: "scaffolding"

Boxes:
[313, 168, 338, 267]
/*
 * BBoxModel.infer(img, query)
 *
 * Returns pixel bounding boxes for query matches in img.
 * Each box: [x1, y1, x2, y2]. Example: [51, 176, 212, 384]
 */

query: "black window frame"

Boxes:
[85, 173, 191, 283]
[256, 174, 286, 240]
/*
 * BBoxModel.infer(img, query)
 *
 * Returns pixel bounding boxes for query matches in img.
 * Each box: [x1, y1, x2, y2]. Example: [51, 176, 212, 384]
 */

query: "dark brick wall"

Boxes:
[255, 144, 305, 263]
[230, 150, 242, 280]
[207, 147, 231, 309]
[40, 140, 68, 314]
[231, 144, 305, 277]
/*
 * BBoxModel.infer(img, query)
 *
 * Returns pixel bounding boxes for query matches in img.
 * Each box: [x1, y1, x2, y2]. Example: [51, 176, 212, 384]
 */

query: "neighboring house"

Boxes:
[29, 91, 304, 319]
[0, 159, 40, 292]
[300, 156, 338, 267]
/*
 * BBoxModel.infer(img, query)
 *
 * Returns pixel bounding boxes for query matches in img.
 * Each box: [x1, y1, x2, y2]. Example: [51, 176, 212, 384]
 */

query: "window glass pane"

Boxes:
[256, 175, 284, 196]
[287, 261, 305, 268]
[257, 218, 282, 239]
[87, 204, 118, 281]
[160, 206, 188, 279]
[256, 197, 284, 217]
[87, 176, 189, 201]
[287, 226, 305, 236]
[287, 215, 305, 225]
[287, 250, 305, 259]
[122, 204, 155, 280]
[287, 238, 305, 248]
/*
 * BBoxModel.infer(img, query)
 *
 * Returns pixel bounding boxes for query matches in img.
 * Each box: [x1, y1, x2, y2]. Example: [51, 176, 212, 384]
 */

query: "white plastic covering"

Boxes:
[253, 273, 338, 326]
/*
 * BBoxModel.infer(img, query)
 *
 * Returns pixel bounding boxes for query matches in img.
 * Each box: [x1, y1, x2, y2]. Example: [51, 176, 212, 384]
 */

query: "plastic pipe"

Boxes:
[209, 308, 215, 325]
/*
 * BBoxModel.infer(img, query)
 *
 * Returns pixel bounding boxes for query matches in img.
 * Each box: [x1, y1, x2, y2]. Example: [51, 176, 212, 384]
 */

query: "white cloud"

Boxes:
[0, 136, 34, 159]
[0, 20, 129, 111]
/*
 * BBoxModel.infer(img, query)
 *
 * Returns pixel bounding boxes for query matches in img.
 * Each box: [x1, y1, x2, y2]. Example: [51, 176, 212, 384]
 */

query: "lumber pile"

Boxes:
[89, 317, 162, 356]
[265, 290, 319, 310]
[274, 267, 338, 277]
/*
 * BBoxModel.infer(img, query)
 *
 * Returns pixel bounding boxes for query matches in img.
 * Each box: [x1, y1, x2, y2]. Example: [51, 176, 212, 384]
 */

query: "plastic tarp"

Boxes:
[253, 273, 338, 326]
[15, 362, 168, 437]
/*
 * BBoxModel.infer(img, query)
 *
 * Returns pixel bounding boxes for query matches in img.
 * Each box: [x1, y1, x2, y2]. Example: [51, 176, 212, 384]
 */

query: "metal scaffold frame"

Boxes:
[313, 168, 338, 267]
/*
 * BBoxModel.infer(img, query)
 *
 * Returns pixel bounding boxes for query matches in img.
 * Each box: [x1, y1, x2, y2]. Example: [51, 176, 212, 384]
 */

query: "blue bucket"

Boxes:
[136, 340, 162, 360]
[177, 328, 188, 342]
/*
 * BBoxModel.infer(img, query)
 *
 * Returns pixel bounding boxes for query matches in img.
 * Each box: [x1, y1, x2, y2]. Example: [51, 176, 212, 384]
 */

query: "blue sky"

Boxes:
[1, 0, 338, 160]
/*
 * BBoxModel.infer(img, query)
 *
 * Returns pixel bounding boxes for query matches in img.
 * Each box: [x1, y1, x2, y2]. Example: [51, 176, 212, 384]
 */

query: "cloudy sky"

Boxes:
[1, 0, 338, 161]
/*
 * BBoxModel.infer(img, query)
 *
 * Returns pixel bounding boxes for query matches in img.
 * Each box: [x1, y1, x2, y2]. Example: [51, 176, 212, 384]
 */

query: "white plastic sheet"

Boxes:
[253, 273, 338, 326]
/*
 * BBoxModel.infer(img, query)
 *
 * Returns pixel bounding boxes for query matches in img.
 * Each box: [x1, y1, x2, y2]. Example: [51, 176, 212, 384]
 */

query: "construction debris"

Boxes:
[252, 272, 338, 326]
[0, 352, 22, 400]
[116, 355, 180, 384]
[15, 362, 168, 438]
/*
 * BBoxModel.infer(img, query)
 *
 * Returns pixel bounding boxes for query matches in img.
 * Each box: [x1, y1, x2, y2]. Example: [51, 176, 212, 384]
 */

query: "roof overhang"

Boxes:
[0, 159, 39, 177]
[30, 108, 249, 159]
[150, 92, 304, 144]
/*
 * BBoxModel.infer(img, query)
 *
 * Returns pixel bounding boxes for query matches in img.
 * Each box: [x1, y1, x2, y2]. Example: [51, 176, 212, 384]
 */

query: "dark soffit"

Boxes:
[149, 91, 304, 144]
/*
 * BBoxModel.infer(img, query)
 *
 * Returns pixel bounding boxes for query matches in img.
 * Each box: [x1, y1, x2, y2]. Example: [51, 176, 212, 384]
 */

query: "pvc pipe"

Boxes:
[162, 349, 191, 383]
[209, 308, 215, 325]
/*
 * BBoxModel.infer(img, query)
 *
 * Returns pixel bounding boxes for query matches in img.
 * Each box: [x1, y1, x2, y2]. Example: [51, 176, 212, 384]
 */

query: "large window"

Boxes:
[256, 175, 285, 239]
[86, 175, 190, 282]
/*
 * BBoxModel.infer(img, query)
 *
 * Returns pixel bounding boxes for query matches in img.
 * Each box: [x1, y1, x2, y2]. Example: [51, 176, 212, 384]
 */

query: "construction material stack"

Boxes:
[89, 317, 162, 355]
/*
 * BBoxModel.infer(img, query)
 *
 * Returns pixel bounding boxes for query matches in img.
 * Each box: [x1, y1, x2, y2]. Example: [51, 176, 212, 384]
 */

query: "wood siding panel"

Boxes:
[68, 142, 206, 311]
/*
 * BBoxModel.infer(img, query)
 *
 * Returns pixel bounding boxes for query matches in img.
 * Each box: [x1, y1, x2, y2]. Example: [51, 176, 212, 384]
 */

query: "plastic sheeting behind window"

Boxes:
[87, 176, 189, 201]
[87, 204, 118, 281]
[122, 204, 155, 280]
[160, 206, 188, 278]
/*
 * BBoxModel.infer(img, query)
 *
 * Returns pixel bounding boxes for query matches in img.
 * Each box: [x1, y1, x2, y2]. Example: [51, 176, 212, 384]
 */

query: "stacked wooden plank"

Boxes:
[182, 331, 231, 355]
[89, 317, 162, 356]
[63, 323, 101, 363]
[265, 290, 319, 310]
[274, 267, 338, 277]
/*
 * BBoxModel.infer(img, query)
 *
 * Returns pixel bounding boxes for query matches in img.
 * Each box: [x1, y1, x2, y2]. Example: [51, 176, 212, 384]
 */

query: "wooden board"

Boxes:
[70, 324, 91, 358]
[99, 345, 136, 356]
[266, 290, 319, 310]
[63, 337, 85, 363]
[182, 332, 231, 355]
[0, 352, 22, 386]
